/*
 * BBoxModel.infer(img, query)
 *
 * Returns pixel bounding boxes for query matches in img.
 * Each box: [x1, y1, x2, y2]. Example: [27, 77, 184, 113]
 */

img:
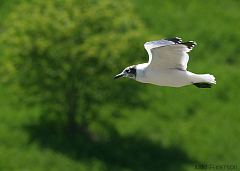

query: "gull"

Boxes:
[114, 37, 216, 88]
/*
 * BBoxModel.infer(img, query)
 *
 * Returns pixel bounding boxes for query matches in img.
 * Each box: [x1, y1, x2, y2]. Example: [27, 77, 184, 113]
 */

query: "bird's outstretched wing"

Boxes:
[144, 37, 196, 70]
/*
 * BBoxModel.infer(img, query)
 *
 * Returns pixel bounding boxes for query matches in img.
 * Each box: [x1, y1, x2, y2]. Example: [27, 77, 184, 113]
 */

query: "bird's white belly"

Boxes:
[139, 69, 192, 87]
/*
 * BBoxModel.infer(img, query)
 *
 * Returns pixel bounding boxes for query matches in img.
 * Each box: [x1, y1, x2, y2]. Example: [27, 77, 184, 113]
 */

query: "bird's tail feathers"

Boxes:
[193, 74, 216, 88]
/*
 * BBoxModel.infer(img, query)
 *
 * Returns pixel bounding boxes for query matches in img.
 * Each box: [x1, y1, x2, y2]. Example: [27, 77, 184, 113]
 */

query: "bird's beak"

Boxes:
[114, 72, 124, 79]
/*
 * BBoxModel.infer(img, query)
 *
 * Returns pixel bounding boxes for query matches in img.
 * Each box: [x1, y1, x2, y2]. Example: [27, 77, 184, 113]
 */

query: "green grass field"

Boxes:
[0, 0, 240, 171]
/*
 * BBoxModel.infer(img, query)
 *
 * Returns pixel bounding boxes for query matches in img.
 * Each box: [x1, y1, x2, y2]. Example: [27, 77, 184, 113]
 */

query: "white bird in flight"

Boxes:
[114, 37, 216, 88]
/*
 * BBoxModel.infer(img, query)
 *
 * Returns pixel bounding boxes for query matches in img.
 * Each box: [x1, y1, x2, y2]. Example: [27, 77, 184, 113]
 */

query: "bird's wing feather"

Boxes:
[144, 38, 196, 70]
[144, 37, 182, 55]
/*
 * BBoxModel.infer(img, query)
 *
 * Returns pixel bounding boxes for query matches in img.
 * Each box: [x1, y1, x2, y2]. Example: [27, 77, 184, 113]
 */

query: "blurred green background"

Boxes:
[0, 0, 239, 171]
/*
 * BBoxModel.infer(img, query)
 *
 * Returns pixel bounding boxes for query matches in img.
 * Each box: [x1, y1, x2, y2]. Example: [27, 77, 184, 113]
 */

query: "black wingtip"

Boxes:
[165, 37, 182, 44]
[193, 83, 212, 88]
[180, 41, 197, 49]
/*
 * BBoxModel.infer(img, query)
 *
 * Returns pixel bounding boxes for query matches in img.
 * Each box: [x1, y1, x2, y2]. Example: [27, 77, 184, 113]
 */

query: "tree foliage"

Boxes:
[0, 0, 147, 132]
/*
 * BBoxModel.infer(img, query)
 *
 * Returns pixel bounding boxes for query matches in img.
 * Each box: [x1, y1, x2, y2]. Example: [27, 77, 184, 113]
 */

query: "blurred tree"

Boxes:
[0, 0, 147, 134]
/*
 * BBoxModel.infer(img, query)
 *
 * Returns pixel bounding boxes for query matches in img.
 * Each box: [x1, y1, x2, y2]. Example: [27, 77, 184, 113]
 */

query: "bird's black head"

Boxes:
[114, 65, 136, 80]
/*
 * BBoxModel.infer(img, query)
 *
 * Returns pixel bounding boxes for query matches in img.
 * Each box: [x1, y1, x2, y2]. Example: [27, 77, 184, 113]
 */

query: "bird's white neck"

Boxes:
[135, 63, 149, 82]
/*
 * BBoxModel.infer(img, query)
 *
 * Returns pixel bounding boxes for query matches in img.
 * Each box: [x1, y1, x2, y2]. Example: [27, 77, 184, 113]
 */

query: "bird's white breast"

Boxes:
[136, 63, 193, 87]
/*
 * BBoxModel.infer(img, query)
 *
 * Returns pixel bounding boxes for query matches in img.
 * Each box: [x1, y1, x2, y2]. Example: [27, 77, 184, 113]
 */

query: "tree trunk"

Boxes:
[67, 107, 77, 134]
[66, 81, 78, 134]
